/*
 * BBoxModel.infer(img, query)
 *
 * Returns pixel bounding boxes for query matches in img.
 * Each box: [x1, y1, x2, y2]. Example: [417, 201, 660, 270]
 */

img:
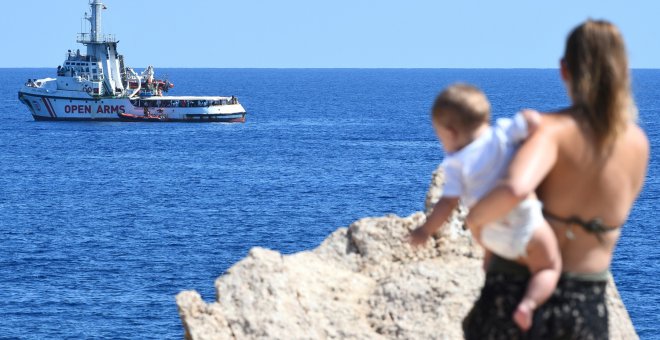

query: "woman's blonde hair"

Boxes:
[563, 20, 636, 151]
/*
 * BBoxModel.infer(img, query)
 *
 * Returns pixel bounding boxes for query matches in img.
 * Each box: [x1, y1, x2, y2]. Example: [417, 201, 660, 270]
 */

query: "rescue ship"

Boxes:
[18, 1, 246, 122]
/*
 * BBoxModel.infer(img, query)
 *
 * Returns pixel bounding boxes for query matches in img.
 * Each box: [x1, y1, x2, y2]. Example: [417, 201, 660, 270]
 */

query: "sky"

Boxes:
[1, 0, 659, 68]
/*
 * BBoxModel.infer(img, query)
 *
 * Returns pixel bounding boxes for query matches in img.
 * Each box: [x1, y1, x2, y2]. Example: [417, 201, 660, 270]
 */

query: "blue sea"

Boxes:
[1, 69, 658, 339]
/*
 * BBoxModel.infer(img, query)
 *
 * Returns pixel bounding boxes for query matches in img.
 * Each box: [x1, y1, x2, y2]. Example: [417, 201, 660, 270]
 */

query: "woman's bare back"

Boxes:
[535, 110, 649, 273]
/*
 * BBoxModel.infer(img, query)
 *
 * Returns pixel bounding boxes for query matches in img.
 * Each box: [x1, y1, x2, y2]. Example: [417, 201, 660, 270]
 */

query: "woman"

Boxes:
[462, 20, 649, 339]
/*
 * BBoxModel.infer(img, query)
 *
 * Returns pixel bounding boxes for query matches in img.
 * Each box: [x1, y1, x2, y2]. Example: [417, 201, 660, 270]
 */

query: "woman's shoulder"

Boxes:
[621, 122, 650, 175]
[535, 109, 649, 151]
[534, 108, 581, 138]
[538, 108, 577, 124]
[625, 122, 650, 151]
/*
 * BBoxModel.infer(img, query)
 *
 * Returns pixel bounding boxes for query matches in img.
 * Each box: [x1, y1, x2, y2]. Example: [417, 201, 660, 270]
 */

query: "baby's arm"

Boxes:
[409, 196, 460, 246]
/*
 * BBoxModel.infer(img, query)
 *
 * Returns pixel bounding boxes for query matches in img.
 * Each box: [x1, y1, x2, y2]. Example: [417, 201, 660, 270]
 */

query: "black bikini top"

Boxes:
[542, 209, 619, 242]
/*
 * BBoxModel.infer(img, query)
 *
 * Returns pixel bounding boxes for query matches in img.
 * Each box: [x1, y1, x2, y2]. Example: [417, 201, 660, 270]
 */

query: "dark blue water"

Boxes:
[1, 69, 658, 339]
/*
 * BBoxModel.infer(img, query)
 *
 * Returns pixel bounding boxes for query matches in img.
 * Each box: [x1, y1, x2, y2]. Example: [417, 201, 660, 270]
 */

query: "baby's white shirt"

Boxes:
[441, 112, 528, 207]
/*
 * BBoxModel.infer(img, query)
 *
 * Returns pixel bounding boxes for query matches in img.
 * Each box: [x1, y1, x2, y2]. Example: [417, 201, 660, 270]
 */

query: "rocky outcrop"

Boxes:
[176, 167, 639, 339]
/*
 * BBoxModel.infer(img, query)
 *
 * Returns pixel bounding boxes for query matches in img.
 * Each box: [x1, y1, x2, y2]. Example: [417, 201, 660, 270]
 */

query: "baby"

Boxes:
[409, 84, 560, 331]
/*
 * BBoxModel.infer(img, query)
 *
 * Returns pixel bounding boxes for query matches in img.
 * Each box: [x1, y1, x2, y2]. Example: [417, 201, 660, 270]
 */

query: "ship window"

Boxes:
[92, 69, 97, 73]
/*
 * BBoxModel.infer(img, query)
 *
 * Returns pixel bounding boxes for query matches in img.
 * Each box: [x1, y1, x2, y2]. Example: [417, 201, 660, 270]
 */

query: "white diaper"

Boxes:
[480, 199, 544, 260]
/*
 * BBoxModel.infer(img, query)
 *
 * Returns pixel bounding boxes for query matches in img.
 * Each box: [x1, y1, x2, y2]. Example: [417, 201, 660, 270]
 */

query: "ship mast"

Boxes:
[90, 0, 103, 42]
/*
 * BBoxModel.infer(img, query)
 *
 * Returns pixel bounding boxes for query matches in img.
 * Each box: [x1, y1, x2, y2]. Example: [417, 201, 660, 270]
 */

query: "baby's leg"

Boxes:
[514, 221, 561, 331]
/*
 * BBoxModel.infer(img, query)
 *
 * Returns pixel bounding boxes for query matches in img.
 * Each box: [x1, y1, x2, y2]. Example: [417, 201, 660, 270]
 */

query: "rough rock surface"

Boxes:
[176, 167, 639, 339]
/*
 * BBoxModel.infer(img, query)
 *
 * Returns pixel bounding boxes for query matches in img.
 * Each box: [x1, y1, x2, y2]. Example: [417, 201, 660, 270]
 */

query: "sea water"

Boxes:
[1, 69, 658, 339]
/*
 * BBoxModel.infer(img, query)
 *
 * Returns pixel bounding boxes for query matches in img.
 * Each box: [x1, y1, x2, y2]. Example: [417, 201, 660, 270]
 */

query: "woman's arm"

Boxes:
[466, 123, 559, 238]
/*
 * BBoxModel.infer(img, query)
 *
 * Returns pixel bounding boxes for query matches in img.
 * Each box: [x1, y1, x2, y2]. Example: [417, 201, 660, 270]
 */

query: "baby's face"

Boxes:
[433, 120, 462, 153]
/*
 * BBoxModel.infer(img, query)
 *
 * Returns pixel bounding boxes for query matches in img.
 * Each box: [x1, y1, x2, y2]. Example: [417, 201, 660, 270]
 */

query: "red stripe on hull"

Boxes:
[41, 98, 55, 118]
[32, 116, 247, 123]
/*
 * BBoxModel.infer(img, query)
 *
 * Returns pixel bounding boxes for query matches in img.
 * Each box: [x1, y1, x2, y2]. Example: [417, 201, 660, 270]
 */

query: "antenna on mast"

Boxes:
[81, 12, 87, 36]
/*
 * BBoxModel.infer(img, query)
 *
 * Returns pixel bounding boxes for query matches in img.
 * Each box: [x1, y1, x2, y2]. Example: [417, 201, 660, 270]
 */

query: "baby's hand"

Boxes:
[408, 227, 431, 247]
[521, 109, 541, 135]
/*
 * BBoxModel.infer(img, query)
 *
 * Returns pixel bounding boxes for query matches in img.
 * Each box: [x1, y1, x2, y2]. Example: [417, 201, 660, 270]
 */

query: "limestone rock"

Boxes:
[212, 247, 377, 339]
[176, 166, 638, 339]
[176, 291, 232, 340]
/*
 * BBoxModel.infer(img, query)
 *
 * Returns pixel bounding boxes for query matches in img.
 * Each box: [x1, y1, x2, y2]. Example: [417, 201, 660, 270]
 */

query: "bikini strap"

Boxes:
[542, 209, 619, 242]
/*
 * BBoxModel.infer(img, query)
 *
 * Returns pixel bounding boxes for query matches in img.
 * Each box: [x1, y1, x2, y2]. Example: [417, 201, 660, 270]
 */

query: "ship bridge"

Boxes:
[62, 0, 126, 96]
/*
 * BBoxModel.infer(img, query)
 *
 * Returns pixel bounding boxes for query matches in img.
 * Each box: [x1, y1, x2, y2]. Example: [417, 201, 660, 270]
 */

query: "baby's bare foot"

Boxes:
[513, 299, 536, 331]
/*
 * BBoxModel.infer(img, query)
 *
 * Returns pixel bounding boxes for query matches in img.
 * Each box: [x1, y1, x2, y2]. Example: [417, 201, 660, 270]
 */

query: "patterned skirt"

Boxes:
[463, 256, 609, 340]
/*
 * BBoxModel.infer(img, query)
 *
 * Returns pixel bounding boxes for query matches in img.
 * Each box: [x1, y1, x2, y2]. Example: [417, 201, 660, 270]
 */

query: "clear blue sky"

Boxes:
[2, 0, 658, 68]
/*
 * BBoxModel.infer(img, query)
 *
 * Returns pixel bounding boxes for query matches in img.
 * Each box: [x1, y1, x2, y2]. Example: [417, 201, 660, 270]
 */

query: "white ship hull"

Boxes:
[18, 1, 247, 123]
[18, 90, 247, 123]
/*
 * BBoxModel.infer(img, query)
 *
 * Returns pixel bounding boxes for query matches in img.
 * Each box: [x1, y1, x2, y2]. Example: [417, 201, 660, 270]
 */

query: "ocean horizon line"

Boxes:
[4, 67, 659, 71]
[2, 66, 564, 70]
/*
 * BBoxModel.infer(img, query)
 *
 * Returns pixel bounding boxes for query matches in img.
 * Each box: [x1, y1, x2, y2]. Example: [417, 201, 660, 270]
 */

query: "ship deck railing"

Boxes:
[76, 33, 117, 44]
[65, 53, 99, 63]
[130, 98, 239, 108]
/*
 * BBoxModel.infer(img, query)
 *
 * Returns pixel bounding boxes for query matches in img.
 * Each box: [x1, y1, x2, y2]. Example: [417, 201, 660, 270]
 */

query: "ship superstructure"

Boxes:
[18, 0, 246, 122]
